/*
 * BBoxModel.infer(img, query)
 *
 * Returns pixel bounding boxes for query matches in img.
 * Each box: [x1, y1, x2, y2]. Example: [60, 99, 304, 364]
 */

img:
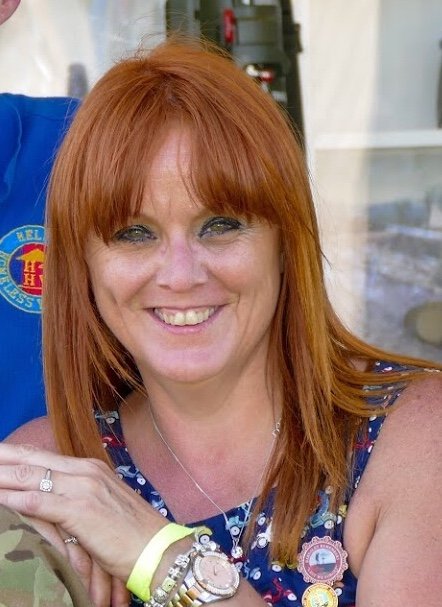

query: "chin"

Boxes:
[161, 363, 226, 385]
[139, 352, 230, 385]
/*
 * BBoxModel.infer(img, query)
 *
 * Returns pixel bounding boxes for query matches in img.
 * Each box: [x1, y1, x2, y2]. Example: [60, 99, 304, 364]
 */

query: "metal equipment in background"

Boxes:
[165, 0, 304, 141]
[438, 39, 442, 127]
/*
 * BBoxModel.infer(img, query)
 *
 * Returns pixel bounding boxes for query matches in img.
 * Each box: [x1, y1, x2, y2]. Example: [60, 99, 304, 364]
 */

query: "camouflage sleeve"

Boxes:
[0, 505, 94, 607]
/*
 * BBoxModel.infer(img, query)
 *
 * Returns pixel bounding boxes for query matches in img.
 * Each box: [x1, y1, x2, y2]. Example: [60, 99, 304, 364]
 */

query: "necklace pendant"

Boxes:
[230, 545, 244, 559]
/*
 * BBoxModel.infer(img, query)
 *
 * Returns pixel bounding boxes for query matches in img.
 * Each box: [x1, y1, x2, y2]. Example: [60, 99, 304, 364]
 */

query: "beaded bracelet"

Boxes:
[143, 549, 193, 607]
[126, 523, 195, 602]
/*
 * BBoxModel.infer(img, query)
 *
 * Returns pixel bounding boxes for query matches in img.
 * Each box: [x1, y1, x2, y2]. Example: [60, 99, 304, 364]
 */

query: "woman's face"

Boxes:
[85, 131, 282, 386]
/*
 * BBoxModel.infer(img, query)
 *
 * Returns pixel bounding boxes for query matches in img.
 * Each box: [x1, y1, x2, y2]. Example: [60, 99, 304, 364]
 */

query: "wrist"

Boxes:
[145, 535, 196, 606]
[126, 523, 196, 602]
[149, 533, 195, 590]
[167, 539, 240, 606]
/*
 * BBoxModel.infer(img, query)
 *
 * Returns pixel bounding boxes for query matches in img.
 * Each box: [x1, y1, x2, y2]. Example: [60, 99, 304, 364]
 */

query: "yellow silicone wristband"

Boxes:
[126, 523, 195, 601]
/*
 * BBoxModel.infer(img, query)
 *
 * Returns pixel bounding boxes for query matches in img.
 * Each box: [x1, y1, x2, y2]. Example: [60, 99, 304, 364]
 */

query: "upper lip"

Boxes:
[151, 305, 220, 312]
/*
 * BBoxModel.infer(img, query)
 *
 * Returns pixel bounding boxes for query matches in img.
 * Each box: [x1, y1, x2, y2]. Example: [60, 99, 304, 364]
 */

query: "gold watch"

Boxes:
[168, 541, 240, 606]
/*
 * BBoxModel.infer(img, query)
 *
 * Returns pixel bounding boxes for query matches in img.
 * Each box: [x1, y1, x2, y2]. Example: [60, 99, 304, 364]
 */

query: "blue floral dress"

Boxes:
[95, 361, 405, 606]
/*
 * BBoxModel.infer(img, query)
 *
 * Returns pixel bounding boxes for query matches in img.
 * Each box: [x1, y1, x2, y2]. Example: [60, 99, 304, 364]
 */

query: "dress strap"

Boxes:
[94, 410, 130, 467]
[350, 360, 407, 495]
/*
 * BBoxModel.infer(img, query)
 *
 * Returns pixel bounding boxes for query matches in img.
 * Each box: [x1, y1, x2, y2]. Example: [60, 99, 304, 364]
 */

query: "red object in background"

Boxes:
[258, 68, 275, 83]
[223, 9, 236, 45]
[244, 63, 276, 84]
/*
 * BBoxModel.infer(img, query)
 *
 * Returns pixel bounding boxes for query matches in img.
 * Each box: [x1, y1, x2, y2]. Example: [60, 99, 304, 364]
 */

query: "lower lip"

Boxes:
[149, 307, 221, 333]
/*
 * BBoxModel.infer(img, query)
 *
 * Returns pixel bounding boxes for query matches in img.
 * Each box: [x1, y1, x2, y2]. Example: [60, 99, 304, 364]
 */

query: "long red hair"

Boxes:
[43, 38, 440, 562]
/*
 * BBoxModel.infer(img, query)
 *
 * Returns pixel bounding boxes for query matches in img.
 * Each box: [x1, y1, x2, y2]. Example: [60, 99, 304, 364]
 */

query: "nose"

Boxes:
[155, 237, 207, 291]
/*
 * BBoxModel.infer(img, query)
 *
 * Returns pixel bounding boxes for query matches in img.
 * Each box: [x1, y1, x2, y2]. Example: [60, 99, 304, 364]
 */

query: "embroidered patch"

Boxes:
[0, 225, 45, 313]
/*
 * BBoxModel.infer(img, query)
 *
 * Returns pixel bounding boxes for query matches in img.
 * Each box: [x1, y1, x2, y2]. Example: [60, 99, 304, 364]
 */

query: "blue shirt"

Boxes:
[0, 93, 80, 440]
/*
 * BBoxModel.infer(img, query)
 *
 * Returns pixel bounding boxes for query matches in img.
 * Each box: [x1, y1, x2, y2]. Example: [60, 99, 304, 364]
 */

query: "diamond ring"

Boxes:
[64, 536, 79, 545]
[39, 469, 53, 493]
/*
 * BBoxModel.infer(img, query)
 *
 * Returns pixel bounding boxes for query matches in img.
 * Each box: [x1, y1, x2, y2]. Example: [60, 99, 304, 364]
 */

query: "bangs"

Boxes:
[51, 41, 307, 251]
[186, 109, 284, 225]
[77, 99, 286, 244]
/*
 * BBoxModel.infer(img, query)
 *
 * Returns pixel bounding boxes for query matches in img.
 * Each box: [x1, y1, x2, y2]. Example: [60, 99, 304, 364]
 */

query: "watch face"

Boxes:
[193, 551, 240, 597]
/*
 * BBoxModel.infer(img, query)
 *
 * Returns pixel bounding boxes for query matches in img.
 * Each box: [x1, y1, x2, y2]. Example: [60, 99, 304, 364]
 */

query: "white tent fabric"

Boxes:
[0, 0, 166, 96]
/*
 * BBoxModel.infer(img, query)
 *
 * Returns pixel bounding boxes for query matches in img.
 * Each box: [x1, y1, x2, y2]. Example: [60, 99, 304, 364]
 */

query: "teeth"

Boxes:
[154, 307, 215, 326]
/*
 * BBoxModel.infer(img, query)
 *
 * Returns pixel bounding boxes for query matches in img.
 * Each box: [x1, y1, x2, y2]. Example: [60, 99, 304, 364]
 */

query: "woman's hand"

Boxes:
[0, 443, 168, 582]
[24, 517, 130, 607]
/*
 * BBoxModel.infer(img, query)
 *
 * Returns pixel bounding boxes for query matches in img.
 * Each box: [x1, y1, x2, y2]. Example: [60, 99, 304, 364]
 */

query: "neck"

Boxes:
[120, 360, 282, 521]
[138, 368, 281, 453]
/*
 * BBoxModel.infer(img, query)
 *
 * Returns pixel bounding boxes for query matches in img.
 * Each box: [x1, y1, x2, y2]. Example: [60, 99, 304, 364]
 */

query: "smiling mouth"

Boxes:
[154, 307, 216, 326]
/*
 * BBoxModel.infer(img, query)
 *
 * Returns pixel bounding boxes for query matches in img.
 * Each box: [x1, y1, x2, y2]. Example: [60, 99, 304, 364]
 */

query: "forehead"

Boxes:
[143, 129, 201, 216]
[149, 129, 191, 176]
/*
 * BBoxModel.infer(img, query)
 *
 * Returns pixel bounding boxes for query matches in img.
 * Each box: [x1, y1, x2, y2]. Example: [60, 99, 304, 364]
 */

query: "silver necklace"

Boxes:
[150, 408, 280, 559]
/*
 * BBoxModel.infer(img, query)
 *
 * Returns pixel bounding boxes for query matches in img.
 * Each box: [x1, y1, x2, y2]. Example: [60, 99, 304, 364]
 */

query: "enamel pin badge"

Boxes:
[297, 536, 348, 606]
[301, 582, 339, 607]
[298, 536, 348, 585]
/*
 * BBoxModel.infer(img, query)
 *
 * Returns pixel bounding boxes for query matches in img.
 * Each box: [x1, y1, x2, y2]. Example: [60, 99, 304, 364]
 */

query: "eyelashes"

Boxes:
[112, 216, 245, 244]
[199, 217, 244, 237]
[113, 224, 155, 243]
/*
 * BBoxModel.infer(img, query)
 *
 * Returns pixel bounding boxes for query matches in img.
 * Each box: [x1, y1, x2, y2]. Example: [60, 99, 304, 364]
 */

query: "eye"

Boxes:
[200, 216, 243, 238]
[113, 224, 155, 243]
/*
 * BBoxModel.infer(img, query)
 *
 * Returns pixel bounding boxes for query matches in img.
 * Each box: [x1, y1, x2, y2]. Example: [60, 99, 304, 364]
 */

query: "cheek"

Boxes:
[88, 256, 143, 301]
[252, 249, 282, 314]
[248, 245, 282, 291]
[88, 263, 115, 301]
[87, 261, 130, 326]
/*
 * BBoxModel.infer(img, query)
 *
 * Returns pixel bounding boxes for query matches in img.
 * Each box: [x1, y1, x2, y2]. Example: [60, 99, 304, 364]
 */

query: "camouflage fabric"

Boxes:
[0, 505, 93, 607]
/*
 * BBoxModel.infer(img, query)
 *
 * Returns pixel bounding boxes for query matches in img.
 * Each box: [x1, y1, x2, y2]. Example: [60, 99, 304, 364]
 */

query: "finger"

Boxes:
[89, 560, 112, 607]
[0, 463, 121, 507]
[0, 443, 113, 478]
[63, 538, 93, 596]
[111, 576, 131, 607]
[20, 518, 94, 597]
[0, 461, 147, 533]
[26, 516, 69, 557]
[0, 463, 66, 493]
[0, 488, 74, 529]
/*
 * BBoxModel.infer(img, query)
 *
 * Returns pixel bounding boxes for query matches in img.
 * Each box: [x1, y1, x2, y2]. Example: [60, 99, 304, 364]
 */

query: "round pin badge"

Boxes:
[302, 582, 338, 607]
[297, 536, 348, 585]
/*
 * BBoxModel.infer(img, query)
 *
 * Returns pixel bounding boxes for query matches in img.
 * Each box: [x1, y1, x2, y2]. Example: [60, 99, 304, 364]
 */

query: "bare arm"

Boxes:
[355, 374, 442, 606]
[5, 416, 57, 450]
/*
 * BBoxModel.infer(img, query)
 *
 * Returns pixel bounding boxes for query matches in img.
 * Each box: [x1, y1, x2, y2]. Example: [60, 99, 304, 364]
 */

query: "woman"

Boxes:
[0, 39, 441, 607]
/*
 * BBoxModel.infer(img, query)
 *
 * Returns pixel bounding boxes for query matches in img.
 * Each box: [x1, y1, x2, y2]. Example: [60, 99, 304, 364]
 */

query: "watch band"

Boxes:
[145, 550, 192, 607]
[167, 541, 239, 606]
[167, 578, 209, 607]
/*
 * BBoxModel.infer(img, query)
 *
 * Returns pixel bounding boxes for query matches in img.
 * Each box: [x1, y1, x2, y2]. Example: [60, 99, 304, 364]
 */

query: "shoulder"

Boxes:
[375, 371, 442, 464]
[345, 372, 442, 604]
[4, 416, 58, 453]
[355, 371, 442, 507]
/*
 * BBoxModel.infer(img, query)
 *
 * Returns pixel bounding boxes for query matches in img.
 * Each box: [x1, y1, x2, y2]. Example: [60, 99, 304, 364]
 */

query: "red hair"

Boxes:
[43, 38, 440, 562]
